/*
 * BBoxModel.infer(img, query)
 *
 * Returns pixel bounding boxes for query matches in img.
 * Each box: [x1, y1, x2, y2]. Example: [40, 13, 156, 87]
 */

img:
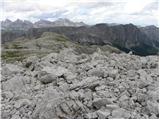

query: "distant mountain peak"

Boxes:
[14, 19, 24, 24]
[39, 19, 50, 22]
[5, 19, 12, 22]
[144, 25, 158, 29]
[56, 18, 70, 21]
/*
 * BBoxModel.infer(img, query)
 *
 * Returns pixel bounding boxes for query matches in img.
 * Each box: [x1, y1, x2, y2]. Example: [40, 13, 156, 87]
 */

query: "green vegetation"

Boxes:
[100, 45, 121, 53]
[2, 50, 52, 63]
[2, 50, 26, 62]
[12, 44, 24, 49]
[74, 44, 121, 55]
[74, 44, 96, 54]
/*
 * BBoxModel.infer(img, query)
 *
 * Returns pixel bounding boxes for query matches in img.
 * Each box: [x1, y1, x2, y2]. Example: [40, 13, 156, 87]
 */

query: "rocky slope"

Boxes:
[1, 47, 159, 119]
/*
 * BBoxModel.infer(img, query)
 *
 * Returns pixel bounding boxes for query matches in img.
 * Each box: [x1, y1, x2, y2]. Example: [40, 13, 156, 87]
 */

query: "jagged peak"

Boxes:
[39, 19, 49, 22]
[56, 18, 71, 22]
[24, 20, 32, 23]
[143, 25, 158, 29]
[14, 19, 23, 23]
[5, 19, 12, 22]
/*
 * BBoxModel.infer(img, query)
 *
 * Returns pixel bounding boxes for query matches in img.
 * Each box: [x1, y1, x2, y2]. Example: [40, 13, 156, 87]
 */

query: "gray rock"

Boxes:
[106, 104, 120, 111]
[23, 56, 38, 68]
[88, 68, 104, 77]
[96, 109, 110, 118]
[108, 69, 118, 79]
[2, 76, 26, 93]
[111, 108, 131, 118]
[146, 101, 159, 115]
[149, 113, 157, 119]
[92, 98, 113, 109]
[14, 99, 32, 109]
[2, 64, 24, 75]
[64, 72, 77, 83]
[2, 91, 14, 100]
[119, 94, 129, 101]
[84, 112, 98, 119]
[41, 66, 69, 77]
[70, 76, 100, 90]
[39, 73, 57, 84]
[58, 49, 78, 63]
[95, 85, 106, 91]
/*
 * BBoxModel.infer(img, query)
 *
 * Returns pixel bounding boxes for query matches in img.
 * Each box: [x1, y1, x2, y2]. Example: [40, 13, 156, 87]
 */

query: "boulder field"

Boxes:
[1, 49, 159, 119]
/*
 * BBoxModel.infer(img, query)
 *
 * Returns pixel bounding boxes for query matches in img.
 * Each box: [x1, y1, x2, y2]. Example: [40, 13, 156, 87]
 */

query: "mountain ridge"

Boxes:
[1, 19, 159, 56]
[2, 18, 158, 31]
[1, 18, 87, 30]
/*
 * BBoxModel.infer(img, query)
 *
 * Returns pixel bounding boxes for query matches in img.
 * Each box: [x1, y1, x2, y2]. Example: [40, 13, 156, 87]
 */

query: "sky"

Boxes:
[0, 0, 159, 26]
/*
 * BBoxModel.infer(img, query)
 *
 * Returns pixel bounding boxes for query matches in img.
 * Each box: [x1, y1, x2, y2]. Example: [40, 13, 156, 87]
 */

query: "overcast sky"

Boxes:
[0, 0, 159, 26]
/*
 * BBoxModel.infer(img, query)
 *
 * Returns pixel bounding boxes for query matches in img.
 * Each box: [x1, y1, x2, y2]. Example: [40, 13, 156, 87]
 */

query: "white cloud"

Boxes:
[124, 0, 155, 13]
[1, 0, 158, 26]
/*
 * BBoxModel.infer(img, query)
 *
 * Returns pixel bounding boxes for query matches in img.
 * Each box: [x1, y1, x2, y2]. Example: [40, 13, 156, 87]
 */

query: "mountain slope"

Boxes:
[2, 32, 121, 62]
[140, 25, 159, 47]
[25, 24, 158, 55]
[1, 20, 159, 56]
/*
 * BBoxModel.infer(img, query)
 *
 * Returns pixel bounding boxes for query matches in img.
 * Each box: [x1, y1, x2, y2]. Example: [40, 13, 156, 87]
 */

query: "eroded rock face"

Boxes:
[1, 49, 159, 119]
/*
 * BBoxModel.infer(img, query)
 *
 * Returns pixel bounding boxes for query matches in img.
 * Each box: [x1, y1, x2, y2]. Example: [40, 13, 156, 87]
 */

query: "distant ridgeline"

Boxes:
[1, 19, 159, 56]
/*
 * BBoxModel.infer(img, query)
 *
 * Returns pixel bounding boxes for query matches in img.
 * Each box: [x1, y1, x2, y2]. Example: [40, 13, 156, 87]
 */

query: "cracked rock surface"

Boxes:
[1, 49, 159, 119]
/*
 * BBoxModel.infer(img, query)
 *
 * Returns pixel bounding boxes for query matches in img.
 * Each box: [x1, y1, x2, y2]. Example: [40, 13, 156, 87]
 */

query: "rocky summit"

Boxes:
[1, 48, 159, 119]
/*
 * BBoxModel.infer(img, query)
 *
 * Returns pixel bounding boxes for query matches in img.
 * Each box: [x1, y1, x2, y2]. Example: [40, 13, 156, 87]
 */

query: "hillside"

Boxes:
[2, 32, 121, 62]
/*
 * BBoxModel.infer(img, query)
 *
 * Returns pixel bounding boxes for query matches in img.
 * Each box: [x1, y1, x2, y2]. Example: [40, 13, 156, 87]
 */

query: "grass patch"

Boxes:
[74, 44, 96, 54]
[2, 49, 55, 63]
[2, 51, 26, 62]
[100, 45, 121, 53]
[12, 44, 24, 49]
[55, 35, 69, 42]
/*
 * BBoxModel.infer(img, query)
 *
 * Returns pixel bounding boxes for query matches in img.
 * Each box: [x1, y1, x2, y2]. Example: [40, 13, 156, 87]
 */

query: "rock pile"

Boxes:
[1, 48, 159, 119]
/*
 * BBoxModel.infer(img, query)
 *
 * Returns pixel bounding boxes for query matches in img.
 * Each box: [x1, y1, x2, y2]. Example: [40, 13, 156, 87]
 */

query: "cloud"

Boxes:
[31, 10, 68, 20]
[1, 0, 158, 26]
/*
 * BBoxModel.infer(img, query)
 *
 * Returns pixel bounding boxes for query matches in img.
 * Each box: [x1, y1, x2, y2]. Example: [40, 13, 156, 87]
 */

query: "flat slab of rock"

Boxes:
[70, 76, 100, 90]
[111, 108, 131, 118]
[92, 98, 113, 109]
[38, 73, 57, 84]
[41, 66, 69, 77]
[96, 109, 111, 118]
